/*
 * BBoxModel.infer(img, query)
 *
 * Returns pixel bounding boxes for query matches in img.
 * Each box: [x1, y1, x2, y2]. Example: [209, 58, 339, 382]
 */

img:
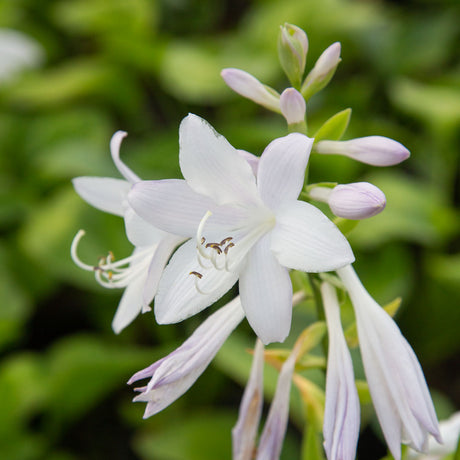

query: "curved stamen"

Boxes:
[71, 230, 96, 271]
[196, 210, 213, 261]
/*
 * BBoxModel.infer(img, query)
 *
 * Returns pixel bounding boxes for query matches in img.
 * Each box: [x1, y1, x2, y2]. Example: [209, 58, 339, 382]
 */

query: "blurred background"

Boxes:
[0, 0, 459, 458]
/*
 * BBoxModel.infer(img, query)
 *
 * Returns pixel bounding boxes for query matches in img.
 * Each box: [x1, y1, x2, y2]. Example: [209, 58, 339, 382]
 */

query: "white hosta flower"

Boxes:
[408, 411, 460, 460]
[72, 131, 184, 333]
[232, 339, 265, 460]
[337, 265, 441, 460]
[279, 88, 306, 125]
[128, 296, 245, 418]
[309, 182, 386, 219]
[0, 28, 44, 82]
[315, 136, 410, 166]
[321, 282, 360, 460]
[128, 114, 354, 344]
[221, 68, 281, 113]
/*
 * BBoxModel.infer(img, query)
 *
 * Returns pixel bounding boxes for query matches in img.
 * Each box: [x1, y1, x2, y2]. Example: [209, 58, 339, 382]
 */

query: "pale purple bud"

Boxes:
[280, 88, 306, 125]
[301, 42, 341, 98]
[221, 68, 281, 112]
[315, 136, 410, 166]
[329, 182, 386, 219]
[128, 297, 245, 418]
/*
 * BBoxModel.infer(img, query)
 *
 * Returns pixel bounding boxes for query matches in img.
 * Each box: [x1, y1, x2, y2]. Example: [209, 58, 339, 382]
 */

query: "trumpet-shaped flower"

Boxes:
[321, 282, 360, 460]
[337, 265, 441, 460]
[72, 131, 184, 333]
[128, 296, 245, 418]
[232, 339, 265, 460]
[128, 114, 354, 344]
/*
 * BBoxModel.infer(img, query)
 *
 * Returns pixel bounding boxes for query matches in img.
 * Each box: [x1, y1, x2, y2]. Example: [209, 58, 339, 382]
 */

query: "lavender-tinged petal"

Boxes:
[257, 133, 313, 210]
[271, 200, 354, 273]
[239, 234, 293, 345]
[237, 149, 259, 177]
[232, 339, 265, 460]
[322, 282, 360, 460]
[110, 130, 140, 184]
[72, 176, 130, 216]
[337, 265, 441, 459]
[179, 114, 262, 207]
[129, 297, 245, 417]
[256, 344, 298, 460]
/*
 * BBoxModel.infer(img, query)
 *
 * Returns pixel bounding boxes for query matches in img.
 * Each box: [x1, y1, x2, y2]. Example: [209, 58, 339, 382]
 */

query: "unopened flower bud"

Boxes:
[221, 68, 281, 112]
[301, 42, 341, 100]
[314, 136, 410, 166]
[329, 182, 386, 219]
[278, 23, 309, 87]
[280, 88, 306, 126]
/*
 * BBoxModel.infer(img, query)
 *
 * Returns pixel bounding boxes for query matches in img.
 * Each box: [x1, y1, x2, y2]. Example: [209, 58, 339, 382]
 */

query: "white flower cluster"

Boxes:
[71, 24, 444, 460]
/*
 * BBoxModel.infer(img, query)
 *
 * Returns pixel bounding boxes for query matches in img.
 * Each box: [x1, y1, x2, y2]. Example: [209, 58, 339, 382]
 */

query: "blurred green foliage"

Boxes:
[0, 0, 459, 458]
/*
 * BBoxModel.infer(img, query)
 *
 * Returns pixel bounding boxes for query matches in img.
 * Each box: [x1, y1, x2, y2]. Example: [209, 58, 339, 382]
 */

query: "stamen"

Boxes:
[71, 230, 95, 271]
[206, 243, 222, 255]
[224, 242, 235, 254]
[201, 237, 206, 245]
[220, 237, 233, 246]
[196, 211, 213, 261]
[189, 271, 203, 279]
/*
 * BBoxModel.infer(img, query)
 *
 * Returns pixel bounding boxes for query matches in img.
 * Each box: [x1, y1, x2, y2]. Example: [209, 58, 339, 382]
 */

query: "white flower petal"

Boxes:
[154, 239, 240, 324]
[72, 177, 130, 216]
[257, 133, 313, 210]
[179, 114, 261, 206]
[112, 269, 147, 333]
[271, 200, 354, 272]
[239, 234, 292, 344]
[232, 339, 265, 460]
[110, 130, 140, 184]
[142, 234, 185, 310]
[123, 207, 170, 247]
[322, 282, 360, 460]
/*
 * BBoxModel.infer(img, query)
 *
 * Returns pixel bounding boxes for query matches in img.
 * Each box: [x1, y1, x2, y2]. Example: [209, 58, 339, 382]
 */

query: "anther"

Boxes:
[220, 237, 233, 246]
[206, 243, 222, 254]
[224, 242, 235, 254]
[201, 237, 206, 245]
[189, 271, 203, 279]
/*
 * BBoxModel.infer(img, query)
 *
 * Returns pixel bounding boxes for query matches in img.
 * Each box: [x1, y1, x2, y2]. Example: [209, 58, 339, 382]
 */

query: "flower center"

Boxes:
[71, 230, 152, 289]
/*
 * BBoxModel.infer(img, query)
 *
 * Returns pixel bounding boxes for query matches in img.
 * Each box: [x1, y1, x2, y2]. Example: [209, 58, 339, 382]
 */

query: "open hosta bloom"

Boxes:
[128, 114, 354, 344]
[129, 296, 245, 418]
[72, 131, 184, 332]
[337, 265, 441, 460]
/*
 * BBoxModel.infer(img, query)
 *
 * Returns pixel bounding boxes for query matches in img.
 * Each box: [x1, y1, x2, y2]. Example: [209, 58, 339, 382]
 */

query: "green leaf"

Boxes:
[313, 108, 352, 142]
[134, 411, 234, 460]
[301, 422, 326, 460]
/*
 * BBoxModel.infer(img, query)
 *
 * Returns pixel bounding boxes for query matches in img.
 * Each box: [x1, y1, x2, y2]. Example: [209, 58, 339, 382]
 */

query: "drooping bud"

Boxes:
[221, 68, 281, 112]
[301, 42, 341, 100]
[278, 23, 309, 88]
[280, 88, 306, 131]
[330, 182, 386, 219]
[314, 136, 410, 166]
